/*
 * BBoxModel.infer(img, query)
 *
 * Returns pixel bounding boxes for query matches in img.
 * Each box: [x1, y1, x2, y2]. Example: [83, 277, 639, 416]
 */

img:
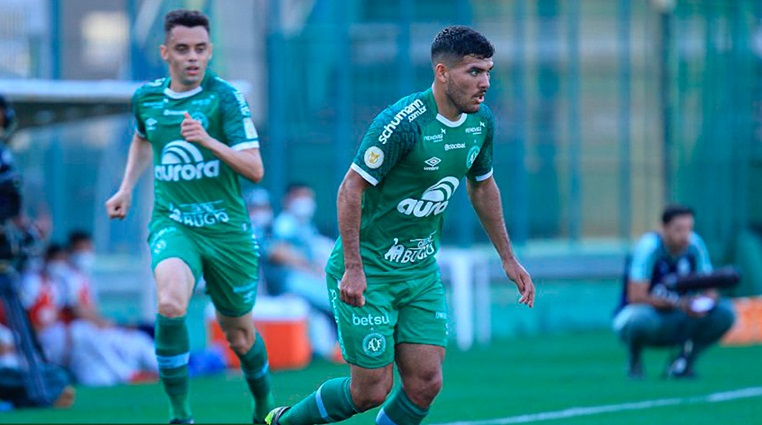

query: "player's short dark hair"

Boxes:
[431, 26, 494, 66]
[164, 9, 210, 38]
[661, 204, 694, 225]
[44, 243, 65, 261]
[285, 182, 313, 195]
[67, 230, 91, 251]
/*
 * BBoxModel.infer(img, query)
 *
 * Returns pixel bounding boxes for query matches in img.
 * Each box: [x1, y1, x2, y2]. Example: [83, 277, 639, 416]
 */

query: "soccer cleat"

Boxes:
[169, 419, 194, 424]
[264, 406, 290, 425]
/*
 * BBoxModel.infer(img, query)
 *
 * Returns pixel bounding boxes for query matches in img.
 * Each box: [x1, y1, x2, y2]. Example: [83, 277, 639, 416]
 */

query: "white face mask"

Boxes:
[71, 252, 96, 274]
[249, 210, 273, 228]
[46, 261, 69, 280]
[288, 197, 316, 221]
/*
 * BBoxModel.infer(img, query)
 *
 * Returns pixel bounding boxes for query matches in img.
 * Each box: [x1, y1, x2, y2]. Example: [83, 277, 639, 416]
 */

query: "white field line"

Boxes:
[432, 386, 762, 425]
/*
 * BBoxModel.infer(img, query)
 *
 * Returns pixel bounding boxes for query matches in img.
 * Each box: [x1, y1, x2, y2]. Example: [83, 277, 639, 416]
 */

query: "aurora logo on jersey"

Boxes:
[377, 98, 427, 144]
[168, 201, 230, 227]
[397, 176, 459, 217]
[383, 231, 437, 264]
[155, 140, 220, 182]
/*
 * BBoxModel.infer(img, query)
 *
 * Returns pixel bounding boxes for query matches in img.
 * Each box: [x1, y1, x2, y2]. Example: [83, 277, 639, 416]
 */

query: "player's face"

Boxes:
[161, 25, 212, 91]
[445, 55, 493, 114]
[662, 214, 694, 254]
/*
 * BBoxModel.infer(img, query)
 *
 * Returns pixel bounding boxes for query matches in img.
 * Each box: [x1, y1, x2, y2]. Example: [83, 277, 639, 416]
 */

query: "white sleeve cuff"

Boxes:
[233, 140, 260, 151]
[350, 163, 379, 186]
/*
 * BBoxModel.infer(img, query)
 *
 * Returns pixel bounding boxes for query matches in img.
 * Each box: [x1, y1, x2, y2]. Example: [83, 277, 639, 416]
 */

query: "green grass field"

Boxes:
[4, 330, 761, 424]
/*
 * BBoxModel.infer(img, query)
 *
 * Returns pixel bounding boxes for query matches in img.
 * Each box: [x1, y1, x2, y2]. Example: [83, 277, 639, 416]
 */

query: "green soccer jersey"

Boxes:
[132, 71, 259, 236]
[325, 88, 495, 282]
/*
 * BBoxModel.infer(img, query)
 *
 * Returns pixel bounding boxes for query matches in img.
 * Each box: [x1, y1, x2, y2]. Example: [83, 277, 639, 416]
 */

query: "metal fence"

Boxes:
[0, 0, 760, 261]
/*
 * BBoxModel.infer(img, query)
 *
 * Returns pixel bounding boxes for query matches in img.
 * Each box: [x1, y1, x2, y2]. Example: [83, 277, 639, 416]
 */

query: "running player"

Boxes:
[266, 25, 535, 425]
[106, 9, 274, 424]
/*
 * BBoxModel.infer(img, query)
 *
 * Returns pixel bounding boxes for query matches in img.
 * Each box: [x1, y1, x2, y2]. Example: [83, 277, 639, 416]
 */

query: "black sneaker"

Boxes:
[169, 419, 194, 424]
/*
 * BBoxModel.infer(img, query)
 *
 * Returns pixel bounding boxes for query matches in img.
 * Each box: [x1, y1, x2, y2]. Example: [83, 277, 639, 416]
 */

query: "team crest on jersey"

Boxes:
[466, 146, 481, 168]
[362, 332, 386, 357]
[364, 147, 384, 169]
[191, 112, 209, 129]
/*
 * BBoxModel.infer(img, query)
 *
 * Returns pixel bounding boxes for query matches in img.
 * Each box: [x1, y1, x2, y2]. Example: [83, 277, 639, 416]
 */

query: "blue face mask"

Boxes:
[288, 197, 316, 221]
[71, 252, 96, 274]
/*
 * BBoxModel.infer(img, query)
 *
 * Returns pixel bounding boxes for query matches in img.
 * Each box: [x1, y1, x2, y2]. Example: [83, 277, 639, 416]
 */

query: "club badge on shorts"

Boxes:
[362, 332, 386, 357]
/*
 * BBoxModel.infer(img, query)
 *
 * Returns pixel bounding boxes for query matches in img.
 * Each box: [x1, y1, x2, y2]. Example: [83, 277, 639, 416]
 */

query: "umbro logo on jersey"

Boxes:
[146, 118, 158, 131]
[423, 157, 441, 171]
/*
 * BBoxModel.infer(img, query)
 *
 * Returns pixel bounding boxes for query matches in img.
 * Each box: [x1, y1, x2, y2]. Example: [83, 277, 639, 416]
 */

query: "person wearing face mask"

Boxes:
[20, 243, 158, 387]
[268, 183, 339, 361]
[613, 205, 736, 380]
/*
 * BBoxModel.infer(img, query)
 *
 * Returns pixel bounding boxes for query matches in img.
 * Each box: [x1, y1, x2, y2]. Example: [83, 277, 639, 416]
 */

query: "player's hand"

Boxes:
[339, 267, 367, 307]
[503, 257, 535, 308]
[181, 112, 213, 147]
[105, 190, 132, 220]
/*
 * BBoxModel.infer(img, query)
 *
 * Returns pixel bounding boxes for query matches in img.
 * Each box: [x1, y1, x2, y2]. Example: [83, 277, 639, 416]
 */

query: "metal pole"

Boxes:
[50, 0, 61, 79]
[658, 8, 673, 204]
[266, 0, 286, 205]
[511, 0, 529, 245]
[567, 0, 581, 242]
[398, 0, 412, 96]
[334, 0, 352, 191]
[618, 0, 632, 240]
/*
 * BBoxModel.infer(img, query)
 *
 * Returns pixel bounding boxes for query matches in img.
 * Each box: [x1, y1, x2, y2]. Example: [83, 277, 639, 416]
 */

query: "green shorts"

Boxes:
[327, 272, 448, 369]
[148, 218, 260, 317]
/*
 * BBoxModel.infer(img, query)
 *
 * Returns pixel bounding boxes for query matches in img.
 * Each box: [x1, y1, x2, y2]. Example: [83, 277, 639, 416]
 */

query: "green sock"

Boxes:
[237, 333, 275, 421]
[281, 377, 358, 425]
[376, 388, 428, 425]
[155, 314, 192, 421]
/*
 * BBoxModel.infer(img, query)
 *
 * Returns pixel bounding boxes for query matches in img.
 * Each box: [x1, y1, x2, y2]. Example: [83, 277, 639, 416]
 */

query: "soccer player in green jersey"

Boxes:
[105, 9, 275, 424]
[266, 26, 535, 425]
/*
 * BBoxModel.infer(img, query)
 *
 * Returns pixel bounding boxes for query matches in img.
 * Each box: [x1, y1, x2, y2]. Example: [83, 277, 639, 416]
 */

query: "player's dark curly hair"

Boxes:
[661, 204, 694, 225]
[164, 9, 210, 38]
[431, 26, 494, 66]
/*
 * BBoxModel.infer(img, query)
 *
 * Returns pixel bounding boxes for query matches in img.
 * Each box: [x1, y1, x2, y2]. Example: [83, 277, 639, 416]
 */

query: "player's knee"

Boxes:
[157, 297, 187, 318]
[351, 381, 392, 411]
[227, 334, 253, 355]
[405, 371, 442, 407]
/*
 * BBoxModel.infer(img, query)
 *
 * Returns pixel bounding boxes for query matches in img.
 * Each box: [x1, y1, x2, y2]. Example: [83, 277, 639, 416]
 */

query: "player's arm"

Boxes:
[181, 112, 263, 183]
[336, 101, 415, 306]
[105, 134, 152, 219]
[336, 169, 371, 306]
[467, 176, 535, 308]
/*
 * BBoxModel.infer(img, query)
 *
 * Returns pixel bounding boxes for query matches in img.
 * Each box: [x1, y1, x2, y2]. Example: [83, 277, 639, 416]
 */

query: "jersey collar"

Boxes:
[425, 86, 469, 128]
[163, 70, 215, 99]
